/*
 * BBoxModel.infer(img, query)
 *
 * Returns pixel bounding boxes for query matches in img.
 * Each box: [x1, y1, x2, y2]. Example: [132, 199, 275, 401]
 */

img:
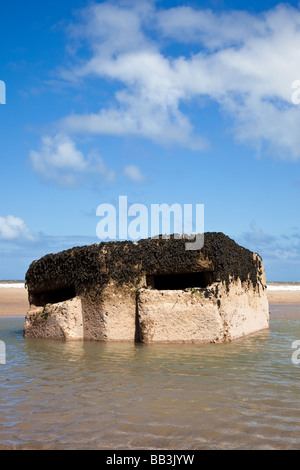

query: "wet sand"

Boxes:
[266, 290, 300, 304]
[0, 288, 28, 317]
[0, 286, 299, 318]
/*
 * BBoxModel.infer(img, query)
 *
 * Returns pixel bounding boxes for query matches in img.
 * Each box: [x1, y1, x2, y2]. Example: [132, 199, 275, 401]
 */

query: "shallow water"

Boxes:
[0, 304, 300, 450]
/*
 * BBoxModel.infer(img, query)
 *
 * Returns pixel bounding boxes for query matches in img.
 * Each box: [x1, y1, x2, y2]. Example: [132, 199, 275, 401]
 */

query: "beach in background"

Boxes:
[266, 283, 300, 303]
[0, 281, 299, 318]
[0, 282, 28, 317]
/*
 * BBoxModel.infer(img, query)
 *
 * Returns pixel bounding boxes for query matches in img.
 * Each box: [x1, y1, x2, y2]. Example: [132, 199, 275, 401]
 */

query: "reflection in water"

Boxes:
[0, 305, 300, 450]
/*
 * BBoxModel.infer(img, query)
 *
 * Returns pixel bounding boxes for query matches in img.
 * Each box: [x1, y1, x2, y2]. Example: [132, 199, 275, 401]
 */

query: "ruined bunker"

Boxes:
[24, 233, 269, 343]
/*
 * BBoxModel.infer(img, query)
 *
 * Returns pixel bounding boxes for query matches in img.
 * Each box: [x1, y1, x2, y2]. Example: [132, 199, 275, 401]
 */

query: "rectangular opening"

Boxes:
[147, 272, 214, 290]
[30, 286, 76, 307]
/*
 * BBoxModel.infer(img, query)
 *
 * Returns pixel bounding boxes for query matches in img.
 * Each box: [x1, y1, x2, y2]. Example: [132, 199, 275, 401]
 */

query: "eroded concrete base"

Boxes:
[80, 284, 137, 342]
[137, 280, 269, 343]
[220, 280, 269, 341]
[137, 288, 224, 343]
[24, 297, 83, 340]
[24, 280, 269, 343]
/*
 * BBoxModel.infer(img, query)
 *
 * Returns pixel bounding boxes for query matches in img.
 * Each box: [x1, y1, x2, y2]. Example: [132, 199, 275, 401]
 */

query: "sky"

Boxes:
[0, 0, 300, 281]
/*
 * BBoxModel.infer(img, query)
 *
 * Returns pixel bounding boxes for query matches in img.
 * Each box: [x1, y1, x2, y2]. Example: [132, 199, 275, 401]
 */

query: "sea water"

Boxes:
[0, 303, 300, 450]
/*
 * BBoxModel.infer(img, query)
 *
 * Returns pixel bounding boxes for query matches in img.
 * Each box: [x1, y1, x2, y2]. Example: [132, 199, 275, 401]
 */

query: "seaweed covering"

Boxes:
[25, 232, 265, 298]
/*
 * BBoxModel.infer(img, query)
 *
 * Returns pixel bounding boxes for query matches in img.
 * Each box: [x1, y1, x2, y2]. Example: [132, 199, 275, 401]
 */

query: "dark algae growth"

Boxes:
[25, 232, 265, 300]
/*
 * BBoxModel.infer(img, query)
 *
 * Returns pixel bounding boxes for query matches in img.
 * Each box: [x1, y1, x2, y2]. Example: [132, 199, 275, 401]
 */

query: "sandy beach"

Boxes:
[0, 285, 299, 318]
[266, 290, 300, 304]
[0, 287, 29, 317]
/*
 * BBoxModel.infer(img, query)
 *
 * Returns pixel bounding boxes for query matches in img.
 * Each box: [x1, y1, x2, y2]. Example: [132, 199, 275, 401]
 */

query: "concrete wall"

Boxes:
[24, 278, 269, 344]
[136, 280, 269, 343]
[24, 297, 83, 340]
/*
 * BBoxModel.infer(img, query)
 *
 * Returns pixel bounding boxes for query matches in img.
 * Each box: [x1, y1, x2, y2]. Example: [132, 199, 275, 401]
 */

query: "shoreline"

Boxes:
[0, 286, 299, 318]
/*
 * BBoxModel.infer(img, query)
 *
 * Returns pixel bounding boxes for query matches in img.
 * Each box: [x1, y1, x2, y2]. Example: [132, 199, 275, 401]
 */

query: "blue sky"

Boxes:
[0, 0, 300, 281]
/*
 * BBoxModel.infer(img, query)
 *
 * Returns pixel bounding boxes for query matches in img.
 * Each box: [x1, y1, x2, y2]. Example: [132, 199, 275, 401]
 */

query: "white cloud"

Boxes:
[59, 1, 208, 150]
[30, 133, 87, 172]
[30, 134, 116, 186]
[123, 164, 146, 183]
[61, 50, 206, 150]
[161, 8, 263, 47]
[30, 133, 151, 187]
[57, 2, 300, 159]
[0, 215, 34, 241]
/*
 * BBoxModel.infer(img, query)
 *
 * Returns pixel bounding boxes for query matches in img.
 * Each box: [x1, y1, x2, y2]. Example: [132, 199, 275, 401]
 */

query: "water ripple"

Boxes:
[0, 306, 300, 449]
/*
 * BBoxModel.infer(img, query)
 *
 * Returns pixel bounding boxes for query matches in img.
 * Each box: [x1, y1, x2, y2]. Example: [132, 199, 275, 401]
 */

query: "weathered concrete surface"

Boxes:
[23, 233, 269, 343]
[137, 287, 224, 343]
[219, 279, 269, 342]
[24, 297, 83, 340]
[137, 279, 269, 344]
[81, 283, 137, 342]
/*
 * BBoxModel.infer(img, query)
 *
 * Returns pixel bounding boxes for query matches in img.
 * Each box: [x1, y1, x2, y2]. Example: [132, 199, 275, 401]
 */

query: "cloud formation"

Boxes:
[55, 1, 300, 159]
[30, 134, 116, 187]
[30, 132, 148, 188]
[0, 215, 34, 241]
